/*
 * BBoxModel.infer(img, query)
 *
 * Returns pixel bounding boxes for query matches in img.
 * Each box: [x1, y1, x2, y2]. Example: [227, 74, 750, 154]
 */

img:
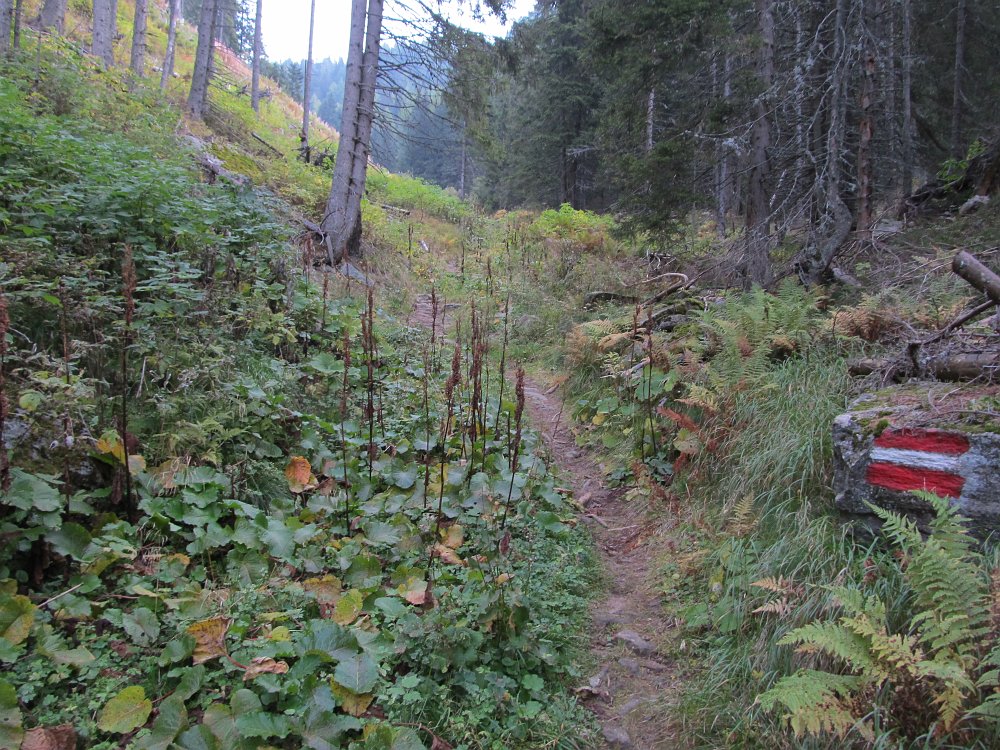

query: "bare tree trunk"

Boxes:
[901, 0, 914, 195]
[92, 0, 115, 65]
[796, 0, 852, 285]
[11, 0, 21, 51]
[742, 0, 775, 288]
[160, 0, 180, 89]
[0, 0, 12, 57]
[129, 0, 148, 76]
[343, 0, 384, 254]
[323, 0, 368, 264]
[250, 0, 262, 111]
[857, 5, 876, 245]
[645, 88, 655, 154]
[39, 0, 67, 32]
[188, 0, 217, 117]
[300, 0, 316, 157]
[459, 129, 467, 199]
[950, 0, 966, 157]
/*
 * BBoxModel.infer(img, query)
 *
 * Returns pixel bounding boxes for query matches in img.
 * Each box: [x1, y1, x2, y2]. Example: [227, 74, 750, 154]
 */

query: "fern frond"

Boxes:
[779, 621, 878, 674]
[757, 670, 868, 739]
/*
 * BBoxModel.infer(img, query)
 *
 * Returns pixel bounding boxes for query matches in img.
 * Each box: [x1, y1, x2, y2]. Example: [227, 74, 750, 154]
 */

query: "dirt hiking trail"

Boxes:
[410, 296, 681, 749]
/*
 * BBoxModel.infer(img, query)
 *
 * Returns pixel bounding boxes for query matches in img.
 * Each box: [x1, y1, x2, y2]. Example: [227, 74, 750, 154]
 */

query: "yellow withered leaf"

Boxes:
[243, 657, 290, 681]
[441, 524, 464, 550]
[95, 432, 126, 464]
[303, 575, 342, 602]
[433, 543, 465, 566]
[186, 616, 231, 665]
[285, 456, 317, 494]
[330, 682, 374, 717]
[401, 577, 428, 606]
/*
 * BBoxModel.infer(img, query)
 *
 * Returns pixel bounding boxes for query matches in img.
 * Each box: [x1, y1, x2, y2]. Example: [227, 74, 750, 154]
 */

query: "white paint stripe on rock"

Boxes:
[869, 447, 960, 472]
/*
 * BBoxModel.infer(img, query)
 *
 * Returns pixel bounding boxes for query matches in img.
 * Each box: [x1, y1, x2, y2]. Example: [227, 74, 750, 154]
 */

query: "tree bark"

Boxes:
[856, 11, 876, 245]
[741, 0, 775, 288]
[645, 88, 655, 154]
[796, 0, 852, 285]
[323, 0, 368, 264]
[343, 0, 384, 253]
[300, 0, 316, 154]
[250, 0, 263, 111]
[901, 0, 914, 196]
[39, 0, 67, 32]
[188, 0, 217, 118]
[129, 0, 148, 77]
[160, 0, 180, 89]
[950, 0, 966, 157]
[11, 0, 21, 50]
[92, 0, 115, 66]
[0, 0, 12, 57]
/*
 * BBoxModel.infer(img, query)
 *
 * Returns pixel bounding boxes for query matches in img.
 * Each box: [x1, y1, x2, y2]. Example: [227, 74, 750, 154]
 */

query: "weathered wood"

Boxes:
[251, 132, 283, 157]
[849, 352, 999, 382]
[953, 251, 1000, 304]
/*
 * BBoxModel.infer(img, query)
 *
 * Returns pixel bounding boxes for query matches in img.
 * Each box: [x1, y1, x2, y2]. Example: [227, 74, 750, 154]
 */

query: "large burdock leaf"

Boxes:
[285, 456, 318, 494]
[187, 617, 231, 665]
[333, 652, 379, 694]
[0, 593, 36, 646]
[21, 724, 77, 750]
[0, 679, 24, 750]
[132, 694, 186, 750]
[123, 607, 161, 646]
[97, 686, 152, 734]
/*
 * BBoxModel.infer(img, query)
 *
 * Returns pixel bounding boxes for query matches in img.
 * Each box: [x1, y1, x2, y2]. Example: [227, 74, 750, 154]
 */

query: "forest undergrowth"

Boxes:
[5, 14, 1000, 750]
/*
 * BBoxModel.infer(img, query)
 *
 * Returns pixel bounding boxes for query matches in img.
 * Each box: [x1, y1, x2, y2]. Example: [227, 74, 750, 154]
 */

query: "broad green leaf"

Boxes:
[46, 523, 92, 560]
[0, 679, 24, 750]
[98, 686, 153, 734]
[234, 712, 291, 739]
[175, 723, 219, 750]
[123, 607, 161, 646]
[133, 694, 187, 750]
[333, 652, 378, 694]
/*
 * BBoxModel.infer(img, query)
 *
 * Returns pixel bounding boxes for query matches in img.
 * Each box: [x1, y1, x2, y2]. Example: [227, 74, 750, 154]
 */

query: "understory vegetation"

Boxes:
[4, 3, 1000, 749]
[0, 42, 597, 750]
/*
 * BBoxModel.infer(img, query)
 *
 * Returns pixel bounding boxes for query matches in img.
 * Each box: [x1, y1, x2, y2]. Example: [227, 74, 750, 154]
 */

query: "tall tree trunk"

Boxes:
[742, 0, 775, 288]
[129, 0, 148, 76]
[300, 0, 316, 156]
[901, 0, 914, 195]
[645, 88, 655, 154]
[0, 0, 12, 57]
[39, 0, 67, 32]
[856, 5, 876, 245]
[11, 0, 21, 50]
[160, 0, 180, 89]
[796, 0, 852, 285]
[188, 0, 217, 117]
[323, 0, 368, 264]
[459, 130, 467, 199]
[950, 0, 966, 157]
[250, 0, 263, 111]
[343, 0, 384, 254]
[92, 0, 115, 65]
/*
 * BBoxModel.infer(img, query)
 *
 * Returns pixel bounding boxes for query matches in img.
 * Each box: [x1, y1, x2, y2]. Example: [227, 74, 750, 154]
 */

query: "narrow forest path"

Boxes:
[409, 295, 681, 749]
[519, 376, 681, 749]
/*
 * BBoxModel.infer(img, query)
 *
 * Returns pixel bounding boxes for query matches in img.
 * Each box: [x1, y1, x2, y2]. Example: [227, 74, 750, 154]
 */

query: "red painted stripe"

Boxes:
[873, 429, 970, 455]
[866, 462, 965, 498]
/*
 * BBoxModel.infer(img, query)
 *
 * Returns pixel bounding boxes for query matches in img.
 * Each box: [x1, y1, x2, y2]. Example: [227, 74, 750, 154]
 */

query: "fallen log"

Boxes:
[953, 251, 1000, 304]
[848, 352, 999, 382]
[252, 132, 284, 157]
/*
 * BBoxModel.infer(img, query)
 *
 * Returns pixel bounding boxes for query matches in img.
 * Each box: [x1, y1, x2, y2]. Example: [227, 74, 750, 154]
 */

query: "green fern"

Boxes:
[758, 493, 997, 739]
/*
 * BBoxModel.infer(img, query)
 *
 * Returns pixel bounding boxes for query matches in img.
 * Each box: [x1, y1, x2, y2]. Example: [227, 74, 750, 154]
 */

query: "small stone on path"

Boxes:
[615, 629, 656, 656]
[615, 697, 646, 717]
[602, 725, 632, 748]
[618, 657, 640, 675]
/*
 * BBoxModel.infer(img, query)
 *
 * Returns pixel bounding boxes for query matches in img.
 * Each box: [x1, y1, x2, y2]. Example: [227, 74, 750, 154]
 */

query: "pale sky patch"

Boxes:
[261, 0, 537, 63]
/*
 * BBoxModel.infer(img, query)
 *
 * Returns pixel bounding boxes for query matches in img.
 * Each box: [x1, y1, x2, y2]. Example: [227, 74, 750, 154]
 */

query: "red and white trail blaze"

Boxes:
[865, 429, 971, 498]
